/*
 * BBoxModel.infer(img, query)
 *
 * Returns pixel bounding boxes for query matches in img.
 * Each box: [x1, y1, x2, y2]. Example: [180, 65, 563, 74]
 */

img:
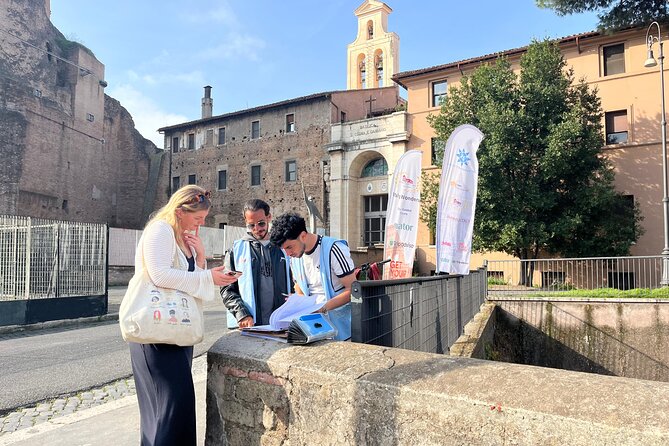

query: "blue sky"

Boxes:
[50, 1, 598, 147]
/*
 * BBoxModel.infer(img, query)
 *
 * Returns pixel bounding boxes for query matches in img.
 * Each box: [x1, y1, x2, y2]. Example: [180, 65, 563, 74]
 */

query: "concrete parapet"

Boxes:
[449, 302, 496, 358]
[206, 331, 669, 445]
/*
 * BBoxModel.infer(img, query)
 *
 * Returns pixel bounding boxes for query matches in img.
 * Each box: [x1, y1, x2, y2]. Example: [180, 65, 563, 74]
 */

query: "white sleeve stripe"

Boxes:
[331, 244, 353, 273]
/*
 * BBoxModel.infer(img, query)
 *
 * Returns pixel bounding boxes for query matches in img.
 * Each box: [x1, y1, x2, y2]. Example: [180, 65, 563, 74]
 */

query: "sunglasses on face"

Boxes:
[181, 191, 211, 206]
[246, 220, 267, 230]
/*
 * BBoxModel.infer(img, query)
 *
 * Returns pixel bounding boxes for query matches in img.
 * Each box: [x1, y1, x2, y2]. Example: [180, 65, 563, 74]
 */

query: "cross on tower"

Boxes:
[365, 95, 376, 118]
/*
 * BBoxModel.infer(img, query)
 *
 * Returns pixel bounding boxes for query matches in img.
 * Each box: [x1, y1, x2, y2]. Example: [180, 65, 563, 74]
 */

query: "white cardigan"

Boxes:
[135, 220, 216, 302]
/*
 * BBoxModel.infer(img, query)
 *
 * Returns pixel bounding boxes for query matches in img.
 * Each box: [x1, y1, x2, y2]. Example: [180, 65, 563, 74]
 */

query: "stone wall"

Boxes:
[170, 98, 333, 229]
[449, 302, 496, 359]
[0, 0, 162, 228]
[206, 332, 669, 445]
[449, 300, 669, 383]
[493, 299, 669, 382]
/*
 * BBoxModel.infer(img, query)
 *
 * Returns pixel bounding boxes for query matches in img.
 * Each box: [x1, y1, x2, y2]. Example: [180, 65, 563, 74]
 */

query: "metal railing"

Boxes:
[486, 256, 663, 296]
[350, 267, 487, 354]
[0, 215, 107, 300]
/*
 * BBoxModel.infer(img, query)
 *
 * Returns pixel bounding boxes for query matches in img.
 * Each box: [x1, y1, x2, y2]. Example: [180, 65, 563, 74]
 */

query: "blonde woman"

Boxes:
[127, 185, 238, 446]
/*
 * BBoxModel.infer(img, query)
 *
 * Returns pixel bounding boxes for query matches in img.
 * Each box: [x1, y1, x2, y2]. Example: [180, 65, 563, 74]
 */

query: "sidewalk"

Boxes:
[0, 356, 209, 446]
[0, 287, 213, 445]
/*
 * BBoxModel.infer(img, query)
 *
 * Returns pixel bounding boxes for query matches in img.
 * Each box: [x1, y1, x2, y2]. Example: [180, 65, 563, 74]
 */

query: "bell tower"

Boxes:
[346, 0, 399, 90]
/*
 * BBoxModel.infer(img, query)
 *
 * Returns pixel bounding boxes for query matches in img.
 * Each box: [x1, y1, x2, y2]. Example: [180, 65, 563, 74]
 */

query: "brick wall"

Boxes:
[0, 0, 162, 229]
[170, 99, 334, 228]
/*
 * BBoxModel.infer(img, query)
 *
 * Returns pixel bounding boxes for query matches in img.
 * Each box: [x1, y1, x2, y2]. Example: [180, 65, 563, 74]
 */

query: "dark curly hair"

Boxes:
[269, 212, 307, 246]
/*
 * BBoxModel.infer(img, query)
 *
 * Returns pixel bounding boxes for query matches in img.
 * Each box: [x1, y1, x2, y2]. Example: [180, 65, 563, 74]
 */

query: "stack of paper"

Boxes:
[240, 294, 325, 343]
[240, 326, 289, 342]
[269, 294, 324, 330]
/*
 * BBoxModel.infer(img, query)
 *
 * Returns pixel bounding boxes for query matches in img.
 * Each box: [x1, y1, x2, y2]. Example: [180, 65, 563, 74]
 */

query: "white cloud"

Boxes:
[196, 33, 266, 61]
[184, 4, 238, 27]
[124, 70, 205, 86]
[108, 84, 188, 148]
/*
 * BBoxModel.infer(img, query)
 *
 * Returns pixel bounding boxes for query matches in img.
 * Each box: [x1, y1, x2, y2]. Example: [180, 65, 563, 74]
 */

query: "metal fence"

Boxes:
[350, 267, 488, 354]
[486, 256, 663, 296]
[0, 215, 107, 300]
[108, 225, 242, 266]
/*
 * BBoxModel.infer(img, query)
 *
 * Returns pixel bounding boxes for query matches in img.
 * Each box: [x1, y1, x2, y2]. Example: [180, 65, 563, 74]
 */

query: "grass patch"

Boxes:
[487, 277, 508, 286]
[532, 287, 669, 299]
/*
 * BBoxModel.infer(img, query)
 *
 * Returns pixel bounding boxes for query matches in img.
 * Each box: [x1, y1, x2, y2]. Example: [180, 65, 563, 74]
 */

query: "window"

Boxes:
[172, 176, 180, 192]
[340, 111, 347, 122]
[375, 52, 383, 87]
[218, 170, 227, 190]
[87, 113, 95, 122]
[188, 174, 196, 185]
[362, 158, 388, 177]
[251, 121, 260, 139]
[541, 272, 566, 288]
[432, 80, 447, 107]
[218, 127, 226, 145]
[251, 165, 261, 186]
[206, 129, 214, 146]
[608, 271, 635, 290]
[218, 223, 227, 229]
[188, 133, 195, 150]
[431, 138, 445, 165]
[285, 160, 297, 182]
[286, 114, 295, 133]
[603, 43, 625, 76]
[364, 195, 388, 246]
[367, 20, 374, 40]
[172, 137, 179, 153]
[605, 110, 628, 144]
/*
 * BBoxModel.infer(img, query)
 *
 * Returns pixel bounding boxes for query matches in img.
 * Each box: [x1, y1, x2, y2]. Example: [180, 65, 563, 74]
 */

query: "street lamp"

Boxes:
[645, 21, 669, 286]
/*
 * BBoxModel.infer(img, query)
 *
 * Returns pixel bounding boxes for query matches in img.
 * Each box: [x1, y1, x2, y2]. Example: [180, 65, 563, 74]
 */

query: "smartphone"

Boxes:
[226, 270, 243, 277]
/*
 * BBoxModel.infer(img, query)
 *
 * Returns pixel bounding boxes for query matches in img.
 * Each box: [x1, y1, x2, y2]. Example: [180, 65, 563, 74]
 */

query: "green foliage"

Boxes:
[536, 0, 669, 31]
[533, 287, 669, 298]
[55, 36, 95, 58]
[425, 40, 643, 260]
[487, 276, 508, 286]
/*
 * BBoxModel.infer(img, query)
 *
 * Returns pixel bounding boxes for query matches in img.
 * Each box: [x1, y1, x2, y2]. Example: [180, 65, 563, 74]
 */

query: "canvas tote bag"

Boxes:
[119, 239, 204, 346]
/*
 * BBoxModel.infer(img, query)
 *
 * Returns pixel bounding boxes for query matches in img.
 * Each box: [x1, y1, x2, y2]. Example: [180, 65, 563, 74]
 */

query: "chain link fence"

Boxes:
[0, 215, 107, 300]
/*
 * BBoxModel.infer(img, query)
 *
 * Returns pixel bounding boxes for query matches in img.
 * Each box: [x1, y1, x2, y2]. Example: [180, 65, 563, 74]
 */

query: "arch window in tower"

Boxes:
[375, 52, 384, 87]
[367, 20, 374, 40]
[362, 158, 388, 177]
[358, 55, 367, 89]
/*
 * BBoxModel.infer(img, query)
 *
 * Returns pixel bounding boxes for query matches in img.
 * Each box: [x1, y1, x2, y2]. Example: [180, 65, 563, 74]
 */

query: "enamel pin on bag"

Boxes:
[119, 242, 204, 347]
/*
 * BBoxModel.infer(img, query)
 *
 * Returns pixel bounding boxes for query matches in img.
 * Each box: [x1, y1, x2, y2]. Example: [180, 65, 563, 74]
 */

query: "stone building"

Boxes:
[393, 26, 669, 274]
[158, 86, 401, 230]
[327, 111, 409, 248]
[0, 0, 164, 228]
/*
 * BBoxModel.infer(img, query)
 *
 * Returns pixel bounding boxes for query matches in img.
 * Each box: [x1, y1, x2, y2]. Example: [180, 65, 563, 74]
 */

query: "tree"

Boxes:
[537, 0, 669, 31]
[423, 40, 643, 284]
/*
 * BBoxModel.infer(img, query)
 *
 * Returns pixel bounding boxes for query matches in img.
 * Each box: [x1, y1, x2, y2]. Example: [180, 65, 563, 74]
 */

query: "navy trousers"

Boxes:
[129, 342, 195, 446]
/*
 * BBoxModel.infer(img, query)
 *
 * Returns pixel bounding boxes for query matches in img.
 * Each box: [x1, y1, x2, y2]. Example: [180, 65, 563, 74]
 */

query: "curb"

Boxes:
[0, 313, 119, 336]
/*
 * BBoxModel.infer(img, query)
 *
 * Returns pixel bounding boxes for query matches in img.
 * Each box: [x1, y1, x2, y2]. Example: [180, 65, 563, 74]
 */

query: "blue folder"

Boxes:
[287, 313, 337, 344]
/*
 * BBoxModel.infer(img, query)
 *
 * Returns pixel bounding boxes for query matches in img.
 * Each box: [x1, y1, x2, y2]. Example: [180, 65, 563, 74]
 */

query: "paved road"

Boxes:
[0, 289, 230, 414]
